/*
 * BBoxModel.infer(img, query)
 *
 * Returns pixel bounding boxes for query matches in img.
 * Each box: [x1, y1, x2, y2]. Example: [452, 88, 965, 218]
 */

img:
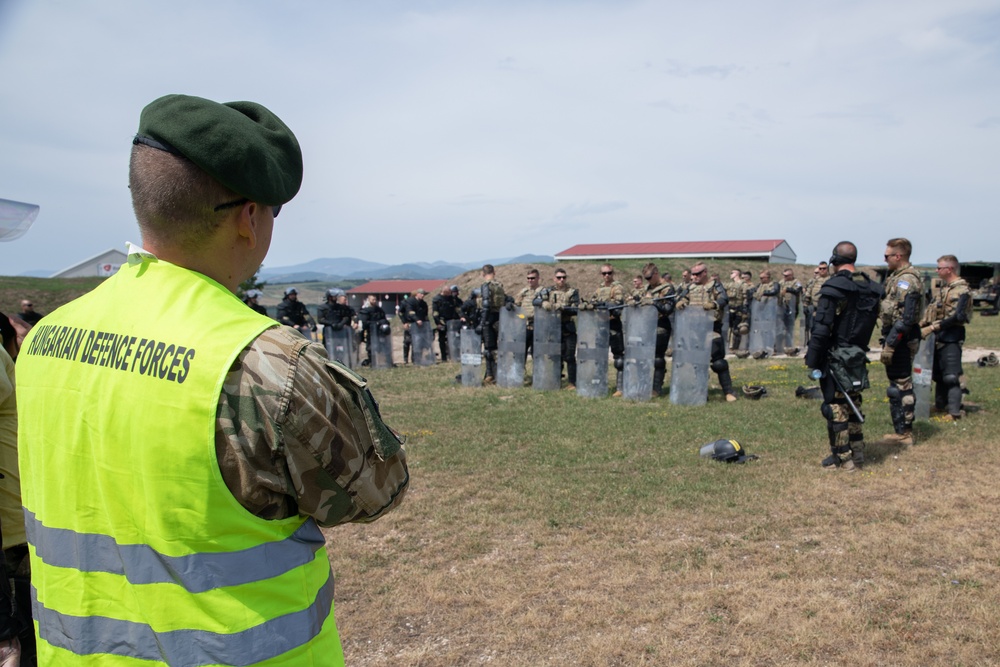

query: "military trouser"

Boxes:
[803, 306, 816, 346]
[402, 328, 412, 363]
[653, 326, 671, 395]
[821, 375, 865, 462]
[561, 324, 577, 385]
[483, 321, 499, 380]
[710, 336, 734, 396]
[932, 341, 964, 416]
[436, 326, 449, 362]
[885, 340, 918, 434]
[610, 317, 624, 391]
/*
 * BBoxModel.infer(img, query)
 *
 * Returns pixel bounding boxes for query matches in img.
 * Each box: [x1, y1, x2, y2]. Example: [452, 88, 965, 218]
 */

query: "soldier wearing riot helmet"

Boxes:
[535, 268, 579, 390]
[399, 289, 429, 364]
[317, 288, 355, 331]
[919, 254, 972, 421]
[638, 263, 676, 397]
[805, 242, 883, 471]
[477, 264, 506, 385]
[276, 287, 316, 337]
[243, 289, 268, 316]
[876, 238, 924, 446]
[675, 262, 738, 402]
[432, 285, 459, 362]
[358, 294, 389, 366]
[461, 288, 481, 327]
[587, 263, 627, 395]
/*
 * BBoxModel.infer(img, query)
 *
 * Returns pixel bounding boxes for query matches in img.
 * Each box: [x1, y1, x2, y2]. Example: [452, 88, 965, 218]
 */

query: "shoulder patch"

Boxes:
[898, 280, 909, 290]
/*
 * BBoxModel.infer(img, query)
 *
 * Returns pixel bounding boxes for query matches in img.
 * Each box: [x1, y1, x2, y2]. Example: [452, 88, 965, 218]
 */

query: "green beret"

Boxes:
[135, 94, 302, 206]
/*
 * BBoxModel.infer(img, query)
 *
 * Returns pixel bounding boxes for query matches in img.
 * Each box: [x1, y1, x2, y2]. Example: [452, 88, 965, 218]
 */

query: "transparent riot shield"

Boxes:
[460, 327, 483, 387]
[720, 305, 730, 356]
[498, 307, 528, 388]
[323, 325, 356, 369]
[411, 321, 435, 366]
[670, 307, 714, 406]
[776, 294, 797, 352]
[532, 308, 562, 391]
[369, 321, 394, 369]
[576, 309, 610, 398]
[749, 298, 777, 358]
[912, 332, 935, 420]
[801, 306, 811, 348]
[623, 304, 657, 402]
[446, 320, 462, 363]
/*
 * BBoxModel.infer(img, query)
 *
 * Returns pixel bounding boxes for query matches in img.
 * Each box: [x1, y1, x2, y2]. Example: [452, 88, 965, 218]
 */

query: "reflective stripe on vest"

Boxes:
[17, 258, 343, 665]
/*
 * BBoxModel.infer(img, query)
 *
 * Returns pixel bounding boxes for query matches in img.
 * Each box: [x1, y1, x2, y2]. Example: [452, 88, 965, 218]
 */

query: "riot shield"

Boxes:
[368, 321, 394, 369]
[669, 307, 714, 406]
[622, 305, 657, 402]
[411, 321, 435, 366]
[460, 328, 483, 387]
[912, 332, 935, 420]
[576, 309, 610, 398]
[446, 320, 462, 363]
[777, 294, 798, 351]
[497, 307, 528, 388]
[532, 308, 562, 391]
[323, 325, 357, 369]
[720, 305, 730, 356]
[749, 298, 777, 357]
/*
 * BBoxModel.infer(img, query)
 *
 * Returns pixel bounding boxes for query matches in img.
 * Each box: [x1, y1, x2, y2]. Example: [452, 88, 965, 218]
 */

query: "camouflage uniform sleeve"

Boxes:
[216, 326, 409, 527]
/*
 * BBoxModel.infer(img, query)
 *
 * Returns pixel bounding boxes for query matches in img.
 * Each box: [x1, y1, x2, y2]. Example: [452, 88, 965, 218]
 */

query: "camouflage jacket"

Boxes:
[879, 263, 924, 345]
[539, 285, 579, 322]
[753, 281, 780, 302]
[216, 326, 409, 526]
[514, 286, 539, 322]
[677, 279, 728, 324]
[591, 281, 626, 306]
[802, 276, 828, 307]
[920, 278, 972, 343]
[778, 278, 802, 308]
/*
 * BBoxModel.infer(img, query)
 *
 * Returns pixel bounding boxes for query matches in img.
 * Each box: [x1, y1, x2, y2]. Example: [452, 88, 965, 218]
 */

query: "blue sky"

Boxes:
[1, 0, 998, 275]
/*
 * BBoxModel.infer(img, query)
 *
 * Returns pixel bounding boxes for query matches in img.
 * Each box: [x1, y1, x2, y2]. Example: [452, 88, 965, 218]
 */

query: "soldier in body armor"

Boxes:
[276, 287, 316, 337]
[639, 263, 676, 397]
[920, 255, 973, 421]
[588, 264, 627, 395]
[317, 288, 357, 360]
[631, 275, 644, 299]
[876, 238, 924, 446]
[432, 285, 459, 362]
[676, 263, 738, 402]
[243, 289, 268, 316]
[399, 289, 429, 364]
[358, 294, 388, 366]
[725, 269, 749, 353]
[805, 242, 883, 471]
[778, 269, 803, 354]
[478, 264, 506, 385]
[802, 262, 830, 345]
[461, 289, 481, 328]
[536, 269, 579, 390]
[514, 268, 542, 359]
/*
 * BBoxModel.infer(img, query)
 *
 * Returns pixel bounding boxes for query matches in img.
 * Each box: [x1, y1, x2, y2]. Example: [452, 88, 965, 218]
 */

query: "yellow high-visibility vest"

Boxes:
[18, 256, 343, 666]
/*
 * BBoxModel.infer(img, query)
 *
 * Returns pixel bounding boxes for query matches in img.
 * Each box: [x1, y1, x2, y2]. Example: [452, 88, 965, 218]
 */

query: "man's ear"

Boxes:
[236, 202, 260, 249]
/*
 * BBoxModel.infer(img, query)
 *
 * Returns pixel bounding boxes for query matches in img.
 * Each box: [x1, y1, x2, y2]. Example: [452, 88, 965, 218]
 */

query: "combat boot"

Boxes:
[877, 431, 914, 447]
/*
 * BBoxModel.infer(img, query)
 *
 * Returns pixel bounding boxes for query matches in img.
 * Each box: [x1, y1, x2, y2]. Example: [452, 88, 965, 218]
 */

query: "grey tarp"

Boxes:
[576, 309, 610, 398]
[622, 304, 657, 402]
[460, 328, 483, 387]
[912, 332, 935, 421]
[749, 298, 777, 357]
[532, 308, 562, 391]
[323, 325, 357, 369]
[497, 306, 528, 388]
[411, 321, 435, 366]
[669, 306, 714, 406]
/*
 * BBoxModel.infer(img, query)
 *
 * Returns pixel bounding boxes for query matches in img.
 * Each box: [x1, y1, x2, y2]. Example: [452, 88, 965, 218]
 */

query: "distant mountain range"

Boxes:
[257, 254, 554, 284]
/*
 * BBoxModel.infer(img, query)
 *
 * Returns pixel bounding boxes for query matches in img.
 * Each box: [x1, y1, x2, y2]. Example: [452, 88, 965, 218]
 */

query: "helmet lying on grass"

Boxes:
[742, 385, 767, 400]
[699, 439, 758, 464]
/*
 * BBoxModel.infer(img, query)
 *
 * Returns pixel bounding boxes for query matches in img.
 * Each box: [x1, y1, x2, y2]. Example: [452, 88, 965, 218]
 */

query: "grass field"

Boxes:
[327, 322, 1000, 666]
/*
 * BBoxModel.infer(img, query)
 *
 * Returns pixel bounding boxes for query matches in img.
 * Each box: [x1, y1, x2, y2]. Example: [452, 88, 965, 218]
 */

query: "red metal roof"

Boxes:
[347, 279, 448, 295]
[556, 240, 786, 257]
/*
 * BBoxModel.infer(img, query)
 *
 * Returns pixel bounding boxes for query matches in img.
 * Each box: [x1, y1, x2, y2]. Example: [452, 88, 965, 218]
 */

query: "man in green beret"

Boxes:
[17, 94, 409, 666]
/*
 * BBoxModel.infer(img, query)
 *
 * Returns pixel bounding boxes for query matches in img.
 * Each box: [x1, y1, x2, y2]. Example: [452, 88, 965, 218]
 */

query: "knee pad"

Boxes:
[711, 358, 728, 373]
[821, 402, 835, 421]
[942, 373, 960, 387]
[654, 358, 666, 370]
[901, 392, 915, 407]
[886, 385, 901, 400]
[614, 356, 624, 370]
[739, 324, 749, 335]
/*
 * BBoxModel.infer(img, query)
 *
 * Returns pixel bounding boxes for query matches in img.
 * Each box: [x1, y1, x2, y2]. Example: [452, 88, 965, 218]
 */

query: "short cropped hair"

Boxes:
[937, 254, 959, 269]
[129, 144, 238, 250]
[886, 238, 912, 260]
